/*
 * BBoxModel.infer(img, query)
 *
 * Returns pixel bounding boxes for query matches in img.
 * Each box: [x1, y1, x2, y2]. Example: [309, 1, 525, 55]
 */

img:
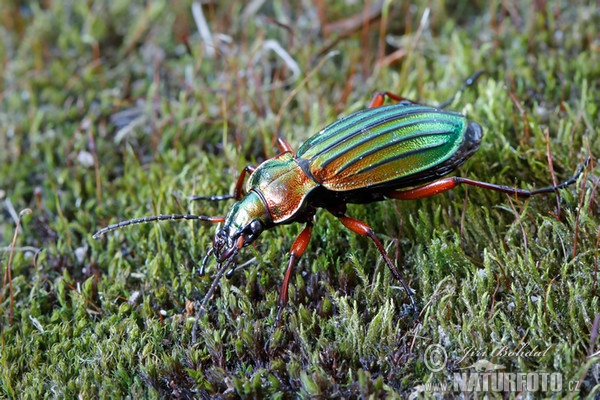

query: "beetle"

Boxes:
[94, 73, 588, 326]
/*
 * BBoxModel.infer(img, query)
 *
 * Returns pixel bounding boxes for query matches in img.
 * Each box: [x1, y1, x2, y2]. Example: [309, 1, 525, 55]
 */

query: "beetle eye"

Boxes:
[249, 220, 263, 236]
[243, 219, 264, 246]
[242, 220, 263, 243]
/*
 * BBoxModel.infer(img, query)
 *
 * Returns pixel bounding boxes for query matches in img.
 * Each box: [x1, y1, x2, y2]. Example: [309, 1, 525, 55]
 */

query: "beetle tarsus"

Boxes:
[274, 304, 285, 328]
[330, 209, 418, 315]
[369, 70, 486, 110]
[225, 265, 237, 279]
[437, 70, 486, 109]
[400, 302, 419, 320]
[527, 157, 590, 195]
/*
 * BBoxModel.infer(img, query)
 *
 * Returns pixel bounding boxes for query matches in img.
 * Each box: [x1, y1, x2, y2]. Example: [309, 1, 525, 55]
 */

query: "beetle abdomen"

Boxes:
[297, 103, 481, 192]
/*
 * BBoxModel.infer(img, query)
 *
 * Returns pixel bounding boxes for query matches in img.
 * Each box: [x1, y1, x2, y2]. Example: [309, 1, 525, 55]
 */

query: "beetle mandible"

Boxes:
[94, 72, 588, 324]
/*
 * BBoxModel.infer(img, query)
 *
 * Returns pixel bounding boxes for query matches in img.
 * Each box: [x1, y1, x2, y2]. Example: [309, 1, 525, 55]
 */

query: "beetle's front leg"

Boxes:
[190, 164, 256, 201]
[327, 207, 418, 315]
[275, 221, 314, 326]
[277, 137, 295, 154]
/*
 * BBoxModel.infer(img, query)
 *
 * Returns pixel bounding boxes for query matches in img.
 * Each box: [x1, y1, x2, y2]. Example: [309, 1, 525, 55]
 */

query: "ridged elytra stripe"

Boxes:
[299, 106, 449, 160]
[297, 104, 453, 160]
[297, 105, 398, 156]
[336, 128, 454, 175]
[353, 141, 448, 175]
[319, 121, 460, 171]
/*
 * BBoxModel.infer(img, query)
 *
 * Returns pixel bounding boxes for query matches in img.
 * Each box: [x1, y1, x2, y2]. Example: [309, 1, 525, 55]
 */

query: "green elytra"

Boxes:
[298, 103, 481, 192]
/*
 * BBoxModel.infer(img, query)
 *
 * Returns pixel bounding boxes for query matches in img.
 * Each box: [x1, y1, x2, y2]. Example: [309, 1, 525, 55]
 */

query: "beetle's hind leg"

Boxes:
[386, 158, 589, 201]
[327, 207, 418, 317]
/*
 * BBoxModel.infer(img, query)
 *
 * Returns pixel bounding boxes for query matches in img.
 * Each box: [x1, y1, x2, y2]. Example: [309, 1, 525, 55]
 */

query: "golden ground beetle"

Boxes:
[94, 72, 589, 326]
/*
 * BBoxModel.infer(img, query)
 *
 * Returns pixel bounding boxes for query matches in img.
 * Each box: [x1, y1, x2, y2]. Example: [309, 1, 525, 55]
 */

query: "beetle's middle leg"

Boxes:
[327, 206, 417, 314]
[190, 164, 256, 201]
[275, 221, 314, 326]
[368, 70, 485, 109]
[368, 91, 415, 108]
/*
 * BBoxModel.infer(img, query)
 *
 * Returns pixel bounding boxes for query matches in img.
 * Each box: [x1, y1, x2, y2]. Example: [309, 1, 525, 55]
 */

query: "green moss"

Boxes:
[1, 0, 599, 398]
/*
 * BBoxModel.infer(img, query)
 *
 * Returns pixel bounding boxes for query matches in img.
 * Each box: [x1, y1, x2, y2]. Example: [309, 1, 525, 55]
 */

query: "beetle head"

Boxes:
[204, 191, 272, 275]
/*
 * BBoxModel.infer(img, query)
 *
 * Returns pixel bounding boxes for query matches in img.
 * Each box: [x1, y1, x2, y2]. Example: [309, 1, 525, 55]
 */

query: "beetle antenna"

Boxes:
[92, 214, 225, 239]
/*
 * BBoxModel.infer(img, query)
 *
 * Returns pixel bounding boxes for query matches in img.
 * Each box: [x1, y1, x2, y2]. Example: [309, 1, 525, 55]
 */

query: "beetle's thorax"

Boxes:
[246, 152, 319, 224]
